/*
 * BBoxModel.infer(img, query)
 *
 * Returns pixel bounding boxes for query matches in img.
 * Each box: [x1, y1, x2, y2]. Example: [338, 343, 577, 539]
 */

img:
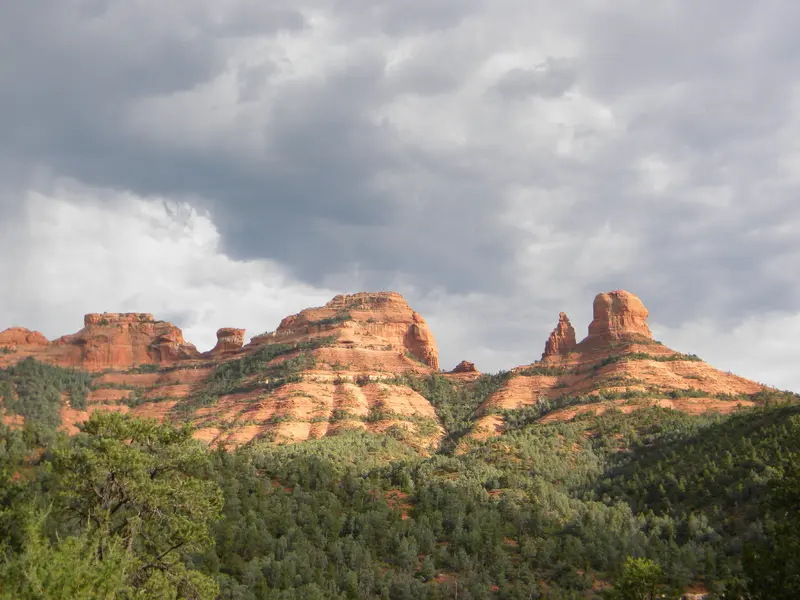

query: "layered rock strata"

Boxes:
[580, 290, 652, 348]
[211, 328, 246, 354]
[252, 292, 440, 370]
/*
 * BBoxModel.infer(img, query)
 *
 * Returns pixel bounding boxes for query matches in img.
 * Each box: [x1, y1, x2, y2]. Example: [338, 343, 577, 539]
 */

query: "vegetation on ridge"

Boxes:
[1, 353, 800, 598]
[171, 337, 337, 416]
[0, 358, 92, 428]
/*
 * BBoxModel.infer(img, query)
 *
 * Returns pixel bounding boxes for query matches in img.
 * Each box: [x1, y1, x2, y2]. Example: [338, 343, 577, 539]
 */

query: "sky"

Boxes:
[1, 1, 799, 391]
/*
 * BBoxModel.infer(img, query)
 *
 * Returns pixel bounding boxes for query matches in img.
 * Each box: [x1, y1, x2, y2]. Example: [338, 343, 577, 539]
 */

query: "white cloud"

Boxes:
[1, 177, 798, 394]
[653, 314, 800, 393]
[1, 1, 800, 395]
[0, 179, 336, 351]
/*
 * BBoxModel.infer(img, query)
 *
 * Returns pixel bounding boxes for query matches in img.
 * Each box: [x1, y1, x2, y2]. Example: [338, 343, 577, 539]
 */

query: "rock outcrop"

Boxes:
[51, 313, 199, 370]
[542, 312, 577, 359]
[452, 360, 478, 374]
[580, 290, 652, 347]
[255, 292, 440, 370]
[211, 328, 246, 354]
[470, 289, 768, 443]
[405, 312, 439, 370]
[0, 327, 49, 346]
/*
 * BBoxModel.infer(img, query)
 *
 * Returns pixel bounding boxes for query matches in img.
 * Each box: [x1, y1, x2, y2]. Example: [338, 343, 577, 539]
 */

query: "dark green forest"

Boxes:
[1, 361, 799, 598]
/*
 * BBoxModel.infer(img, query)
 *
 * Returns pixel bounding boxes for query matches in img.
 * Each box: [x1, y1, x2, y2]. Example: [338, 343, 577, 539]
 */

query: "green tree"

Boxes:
[0, 509, 131, 599]
[742, 416, 800, 598]
[606, 557, 671, 600]
[53, 412, 223, 599]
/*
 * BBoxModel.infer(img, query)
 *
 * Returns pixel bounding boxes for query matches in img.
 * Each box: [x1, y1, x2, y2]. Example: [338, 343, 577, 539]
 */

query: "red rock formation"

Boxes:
[211, 328, 246, 354]
[452, 360, 478, 373]
[256, 292, 440, 370]
[404, 312, 439, 370]
[0, 289, 779, 451]
[0, 327, 48, 346]
[52, 313, 199, 370]
[580, 290, 652, 347]
[468, 289, 772, 442]
[542, 312, 577, 359]
[83, 313, 155, 326]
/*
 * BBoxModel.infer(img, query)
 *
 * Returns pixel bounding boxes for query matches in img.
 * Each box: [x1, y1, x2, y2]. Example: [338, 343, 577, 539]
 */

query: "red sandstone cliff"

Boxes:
[1, 313, 199, 371]
[580, 290, 652, 348]
[252, 292, 440, 370]
[0, 327, 48, 347]
[210, 328, 246, 355]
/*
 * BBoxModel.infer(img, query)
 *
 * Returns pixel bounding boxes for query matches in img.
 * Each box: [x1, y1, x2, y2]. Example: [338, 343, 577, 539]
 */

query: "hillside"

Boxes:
[470, 290, 766, 443]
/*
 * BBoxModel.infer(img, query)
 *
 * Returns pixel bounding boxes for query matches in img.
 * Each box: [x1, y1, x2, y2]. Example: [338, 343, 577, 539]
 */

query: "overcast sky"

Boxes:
[1, 1, 799, 390]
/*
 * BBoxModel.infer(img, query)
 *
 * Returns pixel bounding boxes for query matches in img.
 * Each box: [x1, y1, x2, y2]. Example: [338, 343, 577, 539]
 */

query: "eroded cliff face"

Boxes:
[252, 292, 440, 370]
[50, 313, 200, 370]
[210, 328, 246, 355]
[0, 315, 199, 371]
[581, 290, 652, 348]
[0, 327, 49, 347]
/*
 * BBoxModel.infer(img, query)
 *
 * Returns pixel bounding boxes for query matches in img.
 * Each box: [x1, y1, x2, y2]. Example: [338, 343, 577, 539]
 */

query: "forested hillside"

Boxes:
[1, 360, 799, 599]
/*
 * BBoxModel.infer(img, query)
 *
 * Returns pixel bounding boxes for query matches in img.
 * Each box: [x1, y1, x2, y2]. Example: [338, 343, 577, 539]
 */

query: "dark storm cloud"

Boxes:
[0, 0, 521, 294]
[2, 0, 800, 351]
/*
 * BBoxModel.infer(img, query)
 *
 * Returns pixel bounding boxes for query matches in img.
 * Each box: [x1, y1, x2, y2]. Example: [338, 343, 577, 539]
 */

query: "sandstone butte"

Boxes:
[447, 360, 482, 382]
[452, 360, 478, 374]
[0, 289, 780, 451]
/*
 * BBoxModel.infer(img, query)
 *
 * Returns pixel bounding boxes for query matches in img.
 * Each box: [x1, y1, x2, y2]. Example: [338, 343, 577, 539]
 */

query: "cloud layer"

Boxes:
[1, 1, 799, 389]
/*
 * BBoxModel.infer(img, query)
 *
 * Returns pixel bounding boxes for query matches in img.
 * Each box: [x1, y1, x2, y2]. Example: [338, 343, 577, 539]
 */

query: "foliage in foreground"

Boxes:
[1, 361, 800, 598]
[0, 412, 223, 599]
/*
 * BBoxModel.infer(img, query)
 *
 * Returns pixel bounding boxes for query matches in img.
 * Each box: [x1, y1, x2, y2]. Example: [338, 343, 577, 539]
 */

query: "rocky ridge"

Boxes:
[0, 294, 444, 450]
[0, 289, 779, 452]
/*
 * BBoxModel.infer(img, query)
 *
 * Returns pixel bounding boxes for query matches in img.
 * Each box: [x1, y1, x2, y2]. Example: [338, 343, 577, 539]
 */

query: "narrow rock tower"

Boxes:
[542, 312, 577, 359]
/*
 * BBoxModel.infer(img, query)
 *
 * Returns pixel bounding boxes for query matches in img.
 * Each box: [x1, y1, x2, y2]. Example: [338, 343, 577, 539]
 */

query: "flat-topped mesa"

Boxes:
[211, 328, 245, 354]
[51, 313, 199, 370]
[84, 312, 156, 326]
[256, 291, 440, 370]
[542, 312, 577, 360]
[324, 291, 407, 311]
[451, 360, 478, 374]
[580, 290, 652, 348]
